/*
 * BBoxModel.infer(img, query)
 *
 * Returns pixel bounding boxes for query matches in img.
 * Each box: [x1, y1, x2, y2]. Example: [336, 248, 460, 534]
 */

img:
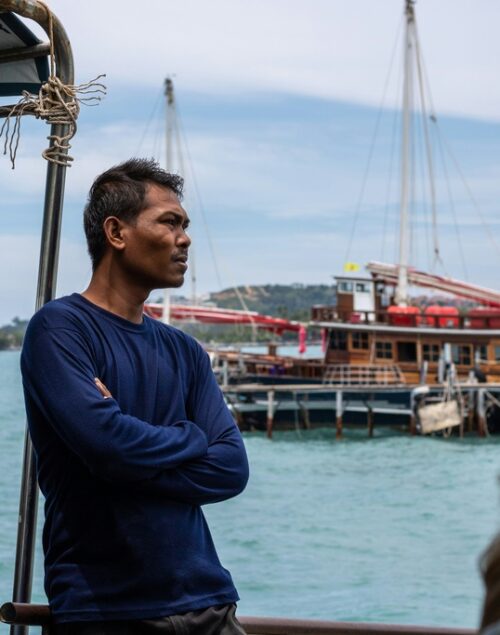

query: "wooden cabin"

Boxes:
[311, 275, 500, 385]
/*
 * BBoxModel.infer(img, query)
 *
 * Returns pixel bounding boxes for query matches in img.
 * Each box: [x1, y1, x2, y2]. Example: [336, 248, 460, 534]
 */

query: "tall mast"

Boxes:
[162, 77, 197, 316]
[395, 0, 415, 306]
[162, 77, 175, 324]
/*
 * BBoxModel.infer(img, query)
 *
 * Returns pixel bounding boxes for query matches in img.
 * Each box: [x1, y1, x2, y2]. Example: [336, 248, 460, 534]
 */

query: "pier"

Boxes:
[223, 382, 500, 438]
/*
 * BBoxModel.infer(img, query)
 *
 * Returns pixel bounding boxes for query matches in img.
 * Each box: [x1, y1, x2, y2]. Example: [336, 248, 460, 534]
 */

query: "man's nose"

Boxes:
[178, 228, 191, 247]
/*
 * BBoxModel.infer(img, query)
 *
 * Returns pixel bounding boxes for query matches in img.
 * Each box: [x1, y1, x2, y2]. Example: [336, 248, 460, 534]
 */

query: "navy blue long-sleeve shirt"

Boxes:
[20, 293, 249, 623]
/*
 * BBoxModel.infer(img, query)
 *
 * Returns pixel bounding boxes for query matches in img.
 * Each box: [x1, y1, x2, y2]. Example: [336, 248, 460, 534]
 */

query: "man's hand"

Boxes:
[95, 377, 112, 399]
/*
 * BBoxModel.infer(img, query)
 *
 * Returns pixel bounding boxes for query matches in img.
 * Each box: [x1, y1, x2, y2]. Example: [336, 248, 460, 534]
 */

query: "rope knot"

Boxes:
[0, 74, 106, 168]
[0, 2, 105, 168]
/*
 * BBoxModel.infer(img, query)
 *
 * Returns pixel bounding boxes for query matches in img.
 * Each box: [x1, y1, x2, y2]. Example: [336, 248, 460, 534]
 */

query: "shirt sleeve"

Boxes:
[21, 324, 208, 483]
[133, 344, 249, 505]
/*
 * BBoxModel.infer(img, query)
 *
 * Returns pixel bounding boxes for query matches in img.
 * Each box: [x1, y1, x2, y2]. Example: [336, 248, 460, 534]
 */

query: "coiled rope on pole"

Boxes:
[0, 1, 106, 168]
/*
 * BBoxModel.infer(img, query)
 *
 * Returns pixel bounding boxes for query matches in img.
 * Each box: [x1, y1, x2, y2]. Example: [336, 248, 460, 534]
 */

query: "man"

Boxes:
[21, 158, 249, 635]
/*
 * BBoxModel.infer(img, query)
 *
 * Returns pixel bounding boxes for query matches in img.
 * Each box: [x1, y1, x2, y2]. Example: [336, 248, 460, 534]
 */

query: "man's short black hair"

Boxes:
[83, 158, 184, 270]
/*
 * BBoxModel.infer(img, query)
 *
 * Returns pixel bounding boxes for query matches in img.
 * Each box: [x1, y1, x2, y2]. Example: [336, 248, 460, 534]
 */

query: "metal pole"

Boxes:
[1, 3, 75, 632]
[12, 128, 70, 635]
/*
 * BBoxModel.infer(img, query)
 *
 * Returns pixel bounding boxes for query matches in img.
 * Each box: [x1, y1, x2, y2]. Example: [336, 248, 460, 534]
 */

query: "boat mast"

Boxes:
[162, 78, 175, 324]
[161, 77, 197, 320]
[395, 0, 416, 307]
[165, 77, 174, 173]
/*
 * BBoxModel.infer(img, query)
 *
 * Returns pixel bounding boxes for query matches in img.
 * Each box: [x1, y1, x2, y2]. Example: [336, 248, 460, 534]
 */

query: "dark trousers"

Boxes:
[52, 604, 246, 635]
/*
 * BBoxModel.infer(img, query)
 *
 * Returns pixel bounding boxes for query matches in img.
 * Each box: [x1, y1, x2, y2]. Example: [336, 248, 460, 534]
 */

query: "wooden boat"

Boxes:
[211, 0, 500, 436]
[321, 0, 500, 391]
[311, 266, 500, 386]
[213, 0, 500, 388]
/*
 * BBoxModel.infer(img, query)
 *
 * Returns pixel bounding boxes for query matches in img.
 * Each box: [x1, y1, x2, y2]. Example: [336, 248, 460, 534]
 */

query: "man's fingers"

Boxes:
[94, 377, 112, 399]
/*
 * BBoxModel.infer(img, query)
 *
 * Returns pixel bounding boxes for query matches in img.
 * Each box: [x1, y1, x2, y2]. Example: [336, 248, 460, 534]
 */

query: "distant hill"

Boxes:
[153, 284, 337, 344]
[208, 283, 336, 322]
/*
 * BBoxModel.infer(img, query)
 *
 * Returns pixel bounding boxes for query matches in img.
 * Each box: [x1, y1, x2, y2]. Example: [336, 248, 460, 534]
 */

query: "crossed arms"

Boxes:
[21, 323, 249, 506]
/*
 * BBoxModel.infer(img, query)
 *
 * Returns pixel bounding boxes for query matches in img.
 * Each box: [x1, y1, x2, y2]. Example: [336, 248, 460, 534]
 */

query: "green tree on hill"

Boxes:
[0, 317, 29, 350]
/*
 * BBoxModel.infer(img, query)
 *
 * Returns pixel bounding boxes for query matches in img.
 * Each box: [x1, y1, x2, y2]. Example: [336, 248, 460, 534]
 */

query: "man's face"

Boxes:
[120, 183, 191, 290]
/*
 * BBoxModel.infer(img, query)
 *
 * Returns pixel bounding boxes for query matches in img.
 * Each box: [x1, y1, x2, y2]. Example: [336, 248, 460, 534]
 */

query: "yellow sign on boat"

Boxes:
[343, 262, 360, 272]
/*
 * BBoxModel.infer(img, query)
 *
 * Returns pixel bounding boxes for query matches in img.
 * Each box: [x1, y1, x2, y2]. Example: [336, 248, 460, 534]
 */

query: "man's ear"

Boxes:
[103, 216, 127, 252]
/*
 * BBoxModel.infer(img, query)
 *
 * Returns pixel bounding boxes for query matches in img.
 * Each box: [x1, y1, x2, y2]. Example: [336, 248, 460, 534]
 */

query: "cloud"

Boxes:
[1, 1, 500, 322]
[18, 0, 500, 122]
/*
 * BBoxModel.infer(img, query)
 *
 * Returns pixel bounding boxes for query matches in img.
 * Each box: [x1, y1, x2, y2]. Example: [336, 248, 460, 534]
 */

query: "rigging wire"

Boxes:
[391, 57, 405, 268]
[413, 98, 433, 272]
[156, 83, 259, 339]
[413, 20, 440, 269]
[433, 124, 469, 281]
[151, 105, 164, 164]
[419, 50, 500, 266]
[439, 129, 500, 262]
[409, 108, 417, 270]
[413, 119, 424, 269]
[343, 14, 404, 266]
[380, 90, 400, 262]
[175, 106, 223, 290]
[174, 102, 257, 334]
[171, 105, 198, 305]
[134, 85, 163, 156]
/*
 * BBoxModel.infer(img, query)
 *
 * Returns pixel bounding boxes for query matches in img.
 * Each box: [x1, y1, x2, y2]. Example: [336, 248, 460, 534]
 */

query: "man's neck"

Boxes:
[82, 266, 149, 325]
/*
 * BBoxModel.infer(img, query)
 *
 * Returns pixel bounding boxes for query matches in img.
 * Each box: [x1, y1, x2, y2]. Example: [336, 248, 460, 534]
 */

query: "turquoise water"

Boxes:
[1, 350, 499, 629]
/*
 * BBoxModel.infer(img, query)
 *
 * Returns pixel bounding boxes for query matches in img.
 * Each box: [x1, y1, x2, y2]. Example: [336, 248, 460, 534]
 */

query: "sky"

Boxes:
[1, 0, 499, 324]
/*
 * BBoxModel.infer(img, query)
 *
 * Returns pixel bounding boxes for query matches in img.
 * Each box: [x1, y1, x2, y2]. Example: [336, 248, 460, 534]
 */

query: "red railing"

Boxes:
[310, 306, 500, 330]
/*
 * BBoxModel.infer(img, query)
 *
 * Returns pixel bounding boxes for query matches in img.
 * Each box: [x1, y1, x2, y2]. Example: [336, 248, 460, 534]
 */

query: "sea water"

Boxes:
[1, 350, 499, 630]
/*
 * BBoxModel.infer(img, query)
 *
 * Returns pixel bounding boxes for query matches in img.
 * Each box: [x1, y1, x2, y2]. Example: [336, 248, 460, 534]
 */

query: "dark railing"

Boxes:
[0, 603, 50, 627]
[239, 617, 476, 635]
[0, 603, 478, 635]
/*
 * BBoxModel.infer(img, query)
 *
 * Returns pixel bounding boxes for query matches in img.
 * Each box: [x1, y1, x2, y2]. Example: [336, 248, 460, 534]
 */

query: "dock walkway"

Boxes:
[223, 382, 500, 438]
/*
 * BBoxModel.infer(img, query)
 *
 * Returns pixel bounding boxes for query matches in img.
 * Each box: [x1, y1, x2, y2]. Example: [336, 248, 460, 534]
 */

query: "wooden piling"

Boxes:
[467, 390, 475, 433]
[335, 390, 343, 439]
[266, 389, 275, 439]
[367, 406, 374, 437]
[409, 412, 417, 435]
[222, 359, 229, 388]
[299, 401, 311, 429]
[292, 391, 301, 434]
[477, 388, 487, 437]
[409, 388, 417, 435]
